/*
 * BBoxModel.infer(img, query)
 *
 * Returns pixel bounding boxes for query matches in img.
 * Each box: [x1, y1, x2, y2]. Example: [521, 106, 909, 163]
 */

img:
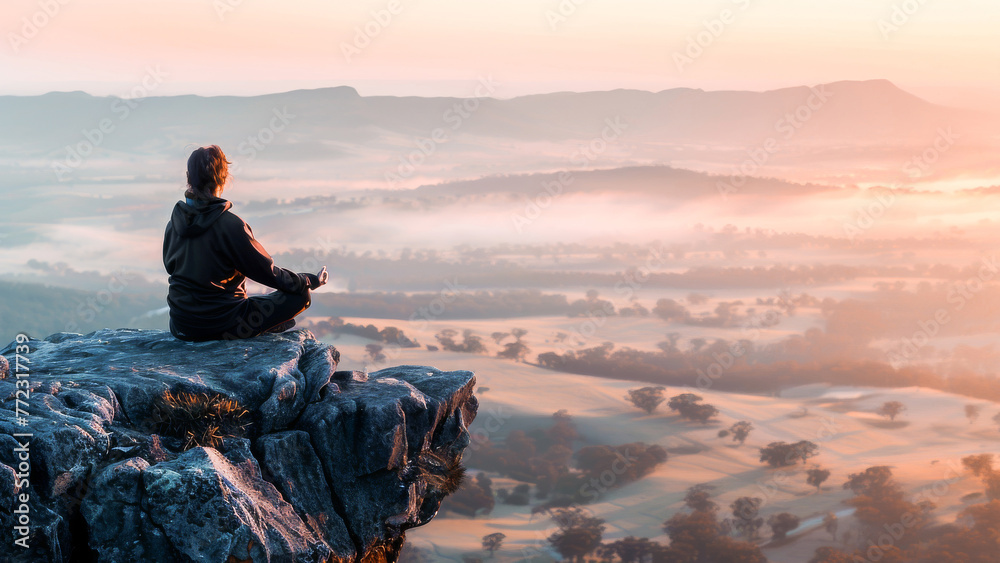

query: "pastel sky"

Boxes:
[2, 0, 998, 107]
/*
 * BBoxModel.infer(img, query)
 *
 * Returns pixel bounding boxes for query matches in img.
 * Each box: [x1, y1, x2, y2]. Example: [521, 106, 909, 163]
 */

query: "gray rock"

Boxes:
[255, 431, 355, 558]
[0, 329, 477, 562]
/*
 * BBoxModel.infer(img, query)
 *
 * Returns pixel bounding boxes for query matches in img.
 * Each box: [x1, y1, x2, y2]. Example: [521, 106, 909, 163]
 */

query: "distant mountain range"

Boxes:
[401, 165, 837, 201]
[0, 80, 986, 159]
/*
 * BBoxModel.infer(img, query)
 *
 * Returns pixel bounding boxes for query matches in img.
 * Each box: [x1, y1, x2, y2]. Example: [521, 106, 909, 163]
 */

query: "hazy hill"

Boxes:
[0, 80, 984, 159]
[402, 165, 838, 200]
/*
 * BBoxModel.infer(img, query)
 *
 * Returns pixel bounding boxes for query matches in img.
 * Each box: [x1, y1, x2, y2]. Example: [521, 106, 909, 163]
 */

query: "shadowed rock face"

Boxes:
[0, 329, 477, 562]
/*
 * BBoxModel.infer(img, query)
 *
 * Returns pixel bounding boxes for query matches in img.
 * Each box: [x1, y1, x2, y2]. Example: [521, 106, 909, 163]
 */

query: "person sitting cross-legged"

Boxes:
[162, 145, 328, 341]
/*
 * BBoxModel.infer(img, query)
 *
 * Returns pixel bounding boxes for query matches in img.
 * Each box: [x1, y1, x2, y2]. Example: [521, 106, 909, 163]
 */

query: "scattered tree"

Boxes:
[809, 547, 856, 563]
[668, 393, 703, 411]
[547, 508, 605, 563]
[574, 443, 667, 499]
[993, 411, 1000, 431]
[436, 329, 488, 354]
[444, 472, 495, 517]
[962, 454, 995, 478]
[595, 537, 659, 563]
[965, 404, 982, 424]
[807, 468, 831, 492]
[625, 386, 666, 414]
[728, 421, 754, 446]
[759, 441, 819, 468]
[962, 454, 1000, 500]
[843, 466, 930, 540]
[497, 328, 530, 361]
[877, 400, 907, 421]
[504, 483, 531, 505]
[918, 500, 1000, 561]
[481, 532, 505, 557]
[365, 343, 386, 363]
[653, 298, 690, 322]
[662, 486, 767, 563]
[822, 512, 838, 541]
[768, 512, 801, 541]
[667, 393, 719, 424]
[730, 497, 764, 540]
[497, 340, 530, 361]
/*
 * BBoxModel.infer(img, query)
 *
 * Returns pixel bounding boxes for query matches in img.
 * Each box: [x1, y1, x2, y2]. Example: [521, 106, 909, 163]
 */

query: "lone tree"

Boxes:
[768, 513, 801, 541]
[596, 537, 659, 563]
[663, 485, 767, 563]
[684, 484, 718, 513]
[759, 441, 819, 468]
[965, 404, 982, 424]
[877, 401, 907, 421]
[365, 343, 386, 363]
[807, 468, 831, 492]
[822, 512, 839, 541]
[481, 532, 506, 557]
[842, 466, 930, 536]
[728, 421, 754, 446]
[497, 328, 530, 361]
[962, 454, 995, 478]
[436, 329, 488, 354]
[668, 393, 703, 411]
[809, 546, 855, 563]
[730, 497, 764, 540]
[497, 340, 530, 361]
[626, 386, 667, 414]
[667, 393, 719, 424]
[547, 508, 605, 563]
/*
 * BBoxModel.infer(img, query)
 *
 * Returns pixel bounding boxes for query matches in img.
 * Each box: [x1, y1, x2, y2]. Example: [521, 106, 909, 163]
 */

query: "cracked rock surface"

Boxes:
[0, 329, 477, 562]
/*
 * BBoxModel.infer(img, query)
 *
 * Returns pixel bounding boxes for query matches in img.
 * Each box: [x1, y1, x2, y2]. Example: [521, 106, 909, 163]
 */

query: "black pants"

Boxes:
[170, 290, 311, 341]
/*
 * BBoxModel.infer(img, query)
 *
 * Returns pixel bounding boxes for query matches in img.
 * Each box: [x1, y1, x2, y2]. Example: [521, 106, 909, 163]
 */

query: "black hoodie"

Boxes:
[162, 196, 317, 336]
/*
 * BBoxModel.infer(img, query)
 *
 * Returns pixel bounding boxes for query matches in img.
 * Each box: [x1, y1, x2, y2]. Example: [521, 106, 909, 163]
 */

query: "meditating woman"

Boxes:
[163, 145, 327, 341]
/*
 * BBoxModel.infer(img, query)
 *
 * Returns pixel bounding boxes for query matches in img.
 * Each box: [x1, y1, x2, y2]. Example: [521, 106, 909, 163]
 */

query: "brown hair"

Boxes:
[186, 145, 230, 199]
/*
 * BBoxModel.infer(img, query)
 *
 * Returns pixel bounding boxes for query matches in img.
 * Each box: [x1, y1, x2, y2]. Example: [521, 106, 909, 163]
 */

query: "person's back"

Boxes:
[163, 145, 328, 341]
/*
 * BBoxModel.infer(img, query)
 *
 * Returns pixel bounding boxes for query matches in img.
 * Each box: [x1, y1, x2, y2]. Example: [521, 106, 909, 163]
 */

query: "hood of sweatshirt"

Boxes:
[170, 198, 233, 238]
